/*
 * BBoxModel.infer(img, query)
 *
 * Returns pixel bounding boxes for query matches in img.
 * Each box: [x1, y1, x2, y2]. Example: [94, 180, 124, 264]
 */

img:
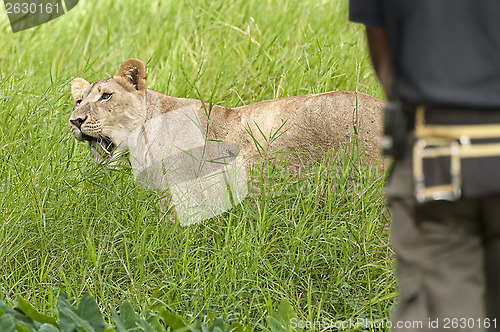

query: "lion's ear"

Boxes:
[71, 78, 89, 102]
[115, 58, 147, 92]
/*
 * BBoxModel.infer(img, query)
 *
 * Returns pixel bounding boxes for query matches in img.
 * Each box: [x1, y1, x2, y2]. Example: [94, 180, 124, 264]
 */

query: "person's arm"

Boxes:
[365, 27, 395, 99]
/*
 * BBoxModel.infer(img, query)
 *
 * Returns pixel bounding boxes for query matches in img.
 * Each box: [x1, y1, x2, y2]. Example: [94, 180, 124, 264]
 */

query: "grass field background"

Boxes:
[0, 0, 393, 329]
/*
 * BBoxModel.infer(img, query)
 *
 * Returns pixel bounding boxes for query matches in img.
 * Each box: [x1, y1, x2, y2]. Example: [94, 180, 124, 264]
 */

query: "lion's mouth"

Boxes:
[82, 134, 116, 161]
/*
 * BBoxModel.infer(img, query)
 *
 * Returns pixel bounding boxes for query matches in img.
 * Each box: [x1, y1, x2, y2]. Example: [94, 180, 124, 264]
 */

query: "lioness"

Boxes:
[69, 58, 385, 172]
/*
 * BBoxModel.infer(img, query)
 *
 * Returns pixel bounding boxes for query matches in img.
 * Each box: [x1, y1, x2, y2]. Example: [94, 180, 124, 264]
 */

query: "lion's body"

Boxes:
[70, 59, 386, 171]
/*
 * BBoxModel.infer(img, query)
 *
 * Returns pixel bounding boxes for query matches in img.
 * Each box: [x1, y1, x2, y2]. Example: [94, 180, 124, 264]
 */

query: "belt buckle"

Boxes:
[413, 137, 462, 203]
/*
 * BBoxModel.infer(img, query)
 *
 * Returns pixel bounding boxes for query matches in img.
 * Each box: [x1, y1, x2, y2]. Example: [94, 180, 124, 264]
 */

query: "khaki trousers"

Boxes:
[387, 145, 500, 331]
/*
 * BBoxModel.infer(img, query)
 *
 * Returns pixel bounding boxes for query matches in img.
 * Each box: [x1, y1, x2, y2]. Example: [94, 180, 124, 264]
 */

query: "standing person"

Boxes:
[349, 1, 500, 331]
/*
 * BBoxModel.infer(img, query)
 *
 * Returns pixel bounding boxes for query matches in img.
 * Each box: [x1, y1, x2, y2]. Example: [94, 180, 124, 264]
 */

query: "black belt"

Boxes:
[404, 102, 500, 125]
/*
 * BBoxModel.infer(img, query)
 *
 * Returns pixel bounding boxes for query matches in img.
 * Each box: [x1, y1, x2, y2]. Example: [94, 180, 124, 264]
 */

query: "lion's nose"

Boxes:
[70, 115, 88, 130]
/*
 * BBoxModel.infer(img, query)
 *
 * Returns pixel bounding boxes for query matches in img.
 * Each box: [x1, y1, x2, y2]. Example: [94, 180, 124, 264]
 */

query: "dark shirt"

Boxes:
[349, 0, 500, 108]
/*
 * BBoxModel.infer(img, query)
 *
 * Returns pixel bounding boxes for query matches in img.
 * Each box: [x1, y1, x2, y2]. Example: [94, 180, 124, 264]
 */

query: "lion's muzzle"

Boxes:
[69, 105, 116, 163]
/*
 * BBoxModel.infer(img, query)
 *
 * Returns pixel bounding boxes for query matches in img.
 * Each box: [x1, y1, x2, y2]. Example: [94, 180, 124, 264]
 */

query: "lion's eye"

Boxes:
[100, 93, 112, 101]
[76, 99, 82, 106]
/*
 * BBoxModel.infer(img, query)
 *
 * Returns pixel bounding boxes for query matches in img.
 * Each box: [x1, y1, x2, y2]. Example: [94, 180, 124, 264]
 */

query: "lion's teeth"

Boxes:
[97, 137, 112, 155]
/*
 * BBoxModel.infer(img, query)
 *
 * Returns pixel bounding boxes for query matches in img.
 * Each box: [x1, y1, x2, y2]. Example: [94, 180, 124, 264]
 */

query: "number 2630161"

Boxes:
[6, 2, 62, 14]
[443, 318, 496, 329]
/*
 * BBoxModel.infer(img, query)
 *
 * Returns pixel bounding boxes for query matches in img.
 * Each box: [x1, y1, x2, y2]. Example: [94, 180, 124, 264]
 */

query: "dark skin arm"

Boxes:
[365, 26, 395, 99]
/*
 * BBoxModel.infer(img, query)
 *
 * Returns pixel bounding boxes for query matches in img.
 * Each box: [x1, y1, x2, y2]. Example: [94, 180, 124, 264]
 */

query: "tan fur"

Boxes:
[70, 59, 387, 171]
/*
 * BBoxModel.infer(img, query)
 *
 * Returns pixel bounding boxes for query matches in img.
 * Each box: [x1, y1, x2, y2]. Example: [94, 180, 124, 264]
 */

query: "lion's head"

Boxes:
[69, 59, 147, 163]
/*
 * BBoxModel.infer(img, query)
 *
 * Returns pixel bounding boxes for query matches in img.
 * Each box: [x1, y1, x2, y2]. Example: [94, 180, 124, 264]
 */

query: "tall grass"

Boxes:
[0, 0, 393, 329]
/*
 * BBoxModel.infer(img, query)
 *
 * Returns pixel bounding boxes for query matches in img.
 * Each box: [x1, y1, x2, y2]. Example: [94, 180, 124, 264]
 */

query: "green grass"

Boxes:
[0, 0, 394, 329]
